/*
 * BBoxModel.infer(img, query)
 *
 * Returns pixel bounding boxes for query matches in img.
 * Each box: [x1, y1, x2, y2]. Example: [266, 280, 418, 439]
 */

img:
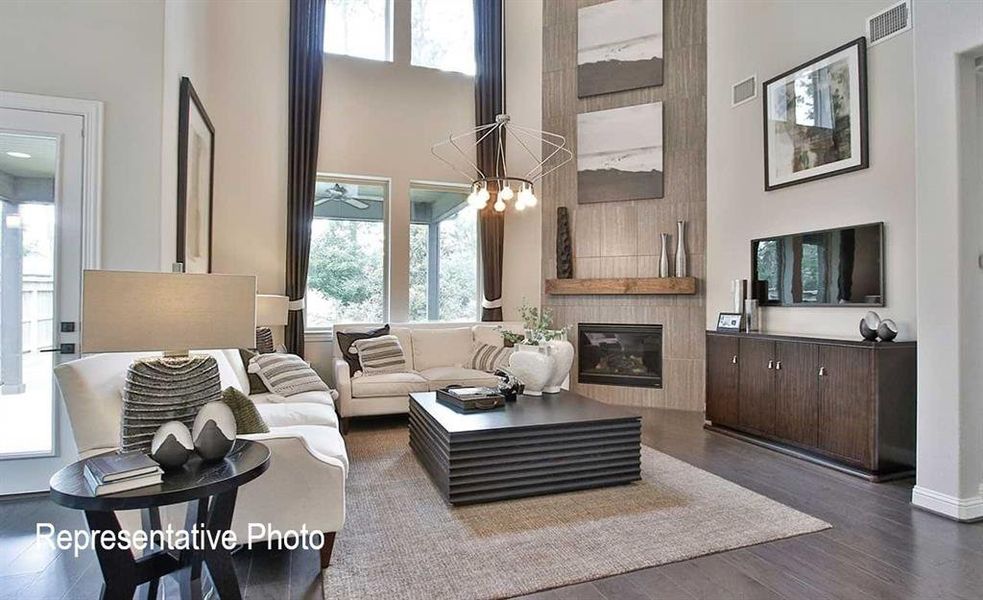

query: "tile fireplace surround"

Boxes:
[539, 0, 707, 410]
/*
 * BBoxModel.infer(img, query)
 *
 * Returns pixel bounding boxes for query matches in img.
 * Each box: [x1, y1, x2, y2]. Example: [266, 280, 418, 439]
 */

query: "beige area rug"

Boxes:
[323, 426, 829, 600]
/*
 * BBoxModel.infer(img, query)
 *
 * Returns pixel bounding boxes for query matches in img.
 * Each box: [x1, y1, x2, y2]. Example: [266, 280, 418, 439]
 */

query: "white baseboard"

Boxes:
[912, 485, 983, 521]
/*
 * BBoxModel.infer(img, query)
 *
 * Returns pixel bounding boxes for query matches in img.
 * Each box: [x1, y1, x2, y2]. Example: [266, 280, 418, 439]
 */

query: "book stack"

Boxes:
[83, 453, 163, 496]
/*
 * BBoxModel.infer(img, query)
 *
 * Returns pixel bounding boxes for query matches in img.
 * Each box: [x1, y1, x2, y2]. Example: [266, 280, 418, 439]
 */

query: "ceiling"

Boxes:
[0, 133, 57, 178]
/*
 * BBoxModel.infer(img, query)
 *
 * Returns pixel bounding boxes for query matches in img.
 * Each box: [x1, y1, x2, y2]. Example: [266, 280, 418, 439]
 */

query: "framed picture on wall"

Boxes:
[577, 102, 664, 203]
[762, 38, 868, 191]
[177, 77, 214, 273]
[716, 312, 744, 333]
[577, 0, 664, 97]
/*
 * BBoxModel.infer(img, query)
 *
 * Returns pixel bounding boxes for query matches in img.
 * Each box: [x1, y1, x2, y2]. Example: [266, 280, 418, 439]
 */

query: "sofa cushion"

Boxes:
[390, 327, 415, 370]
[351, 372, 429, 398]
[250, 390, 336, 406]
[419, 366, 501, 391]
[353, 335, 407, 375]
[468, 342, 513, 373]
[222, 387, 270, 434]
[265, 424, 349, 474]
[249, 353, 330, 397]
[411, 327, 474, 371]
[336, 325, 390, 376]
[256, 402, 339, 429]
[238, 348, 270, 394]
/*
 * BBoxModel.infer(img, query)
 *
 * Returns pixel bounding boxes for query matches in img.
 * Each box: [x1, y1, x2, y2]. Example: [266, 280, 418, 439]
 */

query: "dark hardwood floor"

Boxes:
[1, 408, 980, 600]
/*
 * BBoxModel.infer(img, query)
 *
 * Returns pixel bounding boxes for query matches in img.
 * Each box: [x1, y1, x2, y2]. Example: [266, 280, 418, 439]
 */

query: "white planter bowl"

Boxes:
[508, 344, 554, 396]
[544, 339, 574, 394]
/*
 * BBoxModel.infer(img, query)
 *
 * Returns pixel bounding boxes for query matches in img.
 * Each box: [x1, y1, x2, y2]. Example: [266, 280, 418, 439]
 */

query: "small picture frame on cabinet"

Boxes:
[716, 312, 744, 333]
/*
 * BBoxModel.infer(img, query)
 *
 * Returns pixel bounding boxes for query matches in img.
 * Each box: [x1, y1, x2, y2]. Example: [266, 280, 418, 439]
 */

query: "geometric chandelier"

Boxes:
[431, 113, 573, 213]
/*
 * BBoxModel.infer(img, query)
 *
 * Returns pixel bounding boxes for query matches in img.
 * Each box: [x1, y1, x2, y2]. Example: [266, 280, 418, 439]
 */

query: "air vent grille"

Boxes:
[867, 0, 911, 46]
[731, 75, 756, 108]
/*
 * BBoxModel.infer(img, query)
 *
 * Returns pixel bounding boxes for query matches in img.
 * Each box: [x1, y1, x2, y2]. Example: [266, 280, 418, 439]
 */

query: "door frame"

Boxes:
[0, 91, 102, 270]
[0, 92, 102, 477]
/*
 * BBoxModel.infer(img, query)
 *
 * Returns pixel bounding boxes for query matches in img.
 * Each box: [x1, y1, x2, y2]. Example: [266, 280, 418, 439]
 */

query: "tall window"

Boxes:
[411, 0, 475, 75]
[306, 176, 388, 328]
[408, 183, 478, 321]
[325, 0, 393, 62]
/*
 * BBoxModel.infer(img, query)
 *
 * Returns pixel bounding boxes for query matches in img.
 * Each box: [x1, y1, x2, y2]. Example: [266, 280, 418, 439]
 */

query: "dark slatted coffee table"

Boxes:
[409, 390, 642, 504]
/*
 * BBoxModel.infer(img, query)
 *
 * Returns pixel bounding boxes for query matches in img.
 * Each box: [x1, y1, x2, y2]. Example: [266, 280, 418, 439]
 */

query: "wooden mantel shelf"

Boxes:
[545, 277, 697, 296]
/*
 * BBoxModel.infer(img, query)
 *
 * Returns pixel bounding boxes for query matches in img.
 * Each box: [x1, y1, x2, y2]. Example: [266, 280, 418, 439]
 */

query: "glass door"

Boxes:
[0, 108, 84, 493]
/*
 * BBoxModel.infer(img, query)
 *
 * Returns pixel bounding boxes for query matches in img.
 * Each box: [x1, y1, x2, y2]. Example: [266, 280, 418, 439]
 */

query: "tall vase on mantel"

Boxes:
[659, 233, 670, 277]
[675, 220, 687, 278]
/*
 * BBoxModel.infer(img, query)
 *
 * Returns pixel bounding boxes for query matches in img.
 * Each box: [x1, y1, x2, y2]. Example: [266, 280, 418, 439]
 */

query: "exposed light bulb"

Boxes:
[517, 185, 536, 208]
[476, 185, 490, 206]
[493, 199, 506, 212]
[500, 186, 514, 201]
[466, 191, 481, 208]
[515, 198, 527, 211]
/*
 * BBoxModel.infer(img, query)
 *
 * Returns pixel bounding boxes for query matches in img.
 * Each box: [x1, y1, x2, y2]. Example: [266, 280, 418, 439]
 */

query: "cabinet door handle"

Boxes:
[775, 360, 782, 370]
[819, 366, 827, 377]
[767, 360, 774, 370]
[731, 355, 738, 364]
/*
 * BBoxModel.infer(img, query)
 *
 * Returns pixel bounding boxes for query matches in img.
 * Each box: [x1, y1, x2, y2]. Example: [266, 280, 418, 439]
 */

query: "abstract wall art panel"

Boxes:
[577, 102, 664, 204]
[578, 0, 664, 98]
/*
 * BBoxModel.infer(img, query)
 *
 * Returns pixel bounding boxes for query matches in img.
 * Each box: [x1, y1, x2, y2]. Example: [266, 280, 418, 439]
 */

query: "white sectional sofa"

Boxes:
[53, 349, 347, 568]
[333, 322, 523, 430]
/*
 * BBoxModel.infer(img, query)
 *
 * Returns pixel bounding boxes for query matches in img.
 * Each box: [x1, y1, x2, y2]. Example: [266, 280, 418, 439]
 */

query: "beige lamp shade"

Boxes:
[256, 294, 289, 327]
[81, 270, 257, 354]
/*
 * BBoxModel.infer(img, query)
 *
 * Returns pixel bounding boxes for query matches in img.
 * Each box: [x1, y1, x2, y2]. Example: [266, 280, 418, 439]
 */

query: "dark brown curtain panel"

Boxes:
[285, 0, 325, 357]
[474, 0, 505, 322]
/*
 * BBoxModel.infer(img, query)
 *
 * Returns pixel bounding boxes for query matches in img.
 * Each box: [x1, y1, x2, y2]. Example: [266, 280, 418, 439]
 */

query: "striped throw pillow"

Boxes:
[468, 342, 513, 373]
[352, 335, 407, 375]
[248, 353, 330, 397]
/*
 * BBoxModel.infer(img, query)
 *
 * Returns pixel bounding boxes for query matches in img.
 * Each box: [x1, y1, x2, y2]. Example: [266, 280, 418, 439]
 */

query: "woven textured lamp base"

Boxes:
[120, 355, 221, 454]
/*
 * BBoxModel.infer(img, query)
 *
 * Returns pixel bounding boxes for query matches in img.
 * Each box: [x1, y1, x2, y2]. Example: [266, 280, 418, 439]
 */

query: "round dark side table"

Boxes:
[50, 439, 270, 600]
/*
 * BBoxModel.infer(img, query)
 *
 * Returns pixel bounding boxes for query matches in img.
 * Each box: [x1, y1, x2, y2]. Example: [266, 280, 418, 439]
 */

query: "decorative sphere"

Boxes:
[192, 402, 237, 462]
[876, 319, 899, 342]
[150, 421, 193, 470]
[859, 311, 880, 341]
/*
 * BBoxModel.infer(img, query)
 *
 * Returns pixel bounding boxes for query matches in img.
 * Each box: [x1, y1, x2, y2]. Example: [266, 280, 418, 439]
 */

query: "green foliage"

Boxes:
[307, 219, 384, 323]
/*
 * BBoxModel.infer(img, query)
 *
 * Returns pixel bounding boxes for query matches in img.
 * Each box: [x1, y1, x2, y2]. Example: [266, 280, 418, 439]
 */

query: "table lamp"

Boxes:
[81, 270, 257, 453]
[254, 294, 289, 352]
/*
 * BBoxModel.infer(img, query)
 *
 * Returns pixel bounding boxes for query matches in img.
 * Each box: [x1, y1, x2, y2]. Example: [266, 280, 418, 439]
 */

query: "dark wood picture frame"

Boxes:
[762, 38, 869, 191]
[176, 77, 215, 273]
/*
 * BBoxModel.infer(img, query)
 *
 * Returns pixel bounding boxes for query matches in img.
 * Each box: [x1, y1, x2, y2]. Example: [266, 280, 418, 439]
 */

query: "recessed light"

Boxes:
[5, 151, 31, 159]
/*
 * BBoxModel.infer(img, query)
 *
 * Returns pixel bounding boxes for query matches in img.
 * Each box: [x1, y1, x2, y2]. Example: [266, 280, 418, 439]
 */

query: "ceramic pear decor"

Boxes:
[150, 421, 194, 470]
[860, 311, 880, 341]
[192, 401, 237, 462]
[876, 319, 899, 342]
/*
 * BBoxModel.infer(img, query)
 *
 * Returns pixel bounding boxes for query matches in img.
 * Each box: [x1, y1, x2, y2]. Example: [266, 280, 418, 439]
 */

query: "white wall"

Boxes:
[204, 0, 289, 294]
[0, 0, 165, 271]
[911, 0, 983, 520]
[502, 0, 543, 320]
[161, 0, 213, 272]
[706, 0, 916, 339]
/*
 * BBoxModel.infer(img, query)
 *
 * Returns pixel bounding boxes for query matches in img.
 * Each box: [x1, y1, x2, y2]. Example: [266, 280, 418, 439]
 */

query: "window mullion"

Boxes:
[427, 221, 440, 321]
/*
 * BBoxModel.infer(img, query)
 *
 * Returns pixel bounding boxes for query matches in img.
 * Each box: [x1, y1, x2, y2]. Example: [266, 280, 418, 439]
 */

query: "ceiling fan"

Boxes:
[314, 183, 371, 209]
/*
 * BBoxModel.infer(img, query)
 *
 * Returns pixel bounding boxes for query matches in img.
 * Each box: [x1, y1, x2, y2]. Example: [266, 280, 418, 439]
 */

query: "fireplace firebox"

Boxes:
[577, 323, 663, 388]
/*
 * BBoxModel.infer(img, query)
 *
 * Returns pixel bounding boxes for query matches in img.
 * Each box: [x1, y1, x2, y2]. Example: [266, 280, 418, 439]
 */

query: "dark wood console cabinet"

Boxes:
[705, 331, 916, 481]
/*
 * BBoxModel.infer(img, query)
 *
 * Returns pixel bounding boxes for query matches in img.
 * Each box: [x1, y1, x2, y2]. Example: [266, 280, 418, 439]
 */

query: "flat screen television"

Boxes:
[751, 222, 884, 307]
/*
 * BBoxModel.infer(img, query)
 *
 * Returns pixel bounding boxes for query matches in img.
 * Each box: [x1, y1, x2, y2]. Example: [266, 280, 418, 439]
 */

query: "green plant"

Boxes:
[516, 301, 570, 344]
